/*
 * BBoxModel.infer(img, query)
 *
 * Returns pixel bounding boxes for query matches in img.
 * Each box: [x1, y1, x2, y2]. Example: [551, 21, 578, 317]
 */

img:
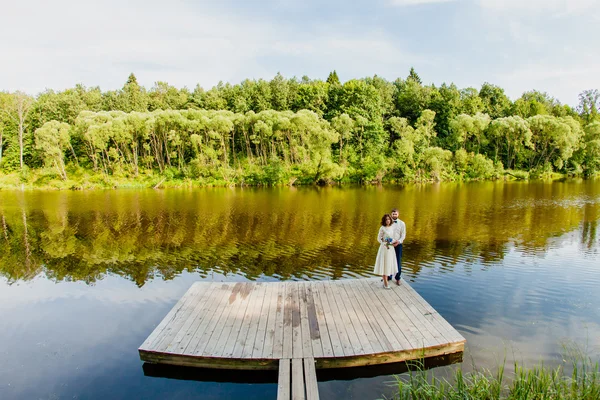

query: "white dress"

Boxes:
[373, 225, 399, 276]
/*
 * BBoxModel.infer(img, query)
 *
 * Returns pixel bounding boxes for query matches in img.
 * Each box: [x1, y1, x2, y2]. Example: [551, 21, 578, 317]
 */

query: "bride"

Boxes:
[373, 214, 399, 289]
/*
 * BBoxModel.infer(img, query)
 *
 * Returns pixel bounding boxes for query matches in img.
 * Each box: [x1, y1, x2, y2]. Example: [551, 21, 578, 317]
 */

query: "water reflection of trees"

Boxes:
[0, 182, 598, 285]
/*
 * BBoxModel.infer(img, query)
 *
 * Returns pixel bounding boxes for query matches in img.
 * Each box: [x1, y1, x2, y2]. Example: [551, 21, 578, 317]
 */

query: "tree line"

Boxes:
[1, 70, 599, 186]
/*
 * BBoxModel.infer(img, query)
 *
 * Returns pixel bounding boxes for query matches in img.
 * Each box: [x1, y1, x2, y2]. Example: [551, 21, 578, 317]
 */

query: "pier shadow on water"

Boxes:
[142, 351, 463, 384]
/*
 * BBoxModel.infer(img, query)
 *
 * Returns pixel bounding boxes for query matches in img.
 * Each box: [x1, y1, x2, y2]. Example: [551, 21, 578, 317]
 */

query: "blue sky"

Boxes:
[1, 0, 598, 106]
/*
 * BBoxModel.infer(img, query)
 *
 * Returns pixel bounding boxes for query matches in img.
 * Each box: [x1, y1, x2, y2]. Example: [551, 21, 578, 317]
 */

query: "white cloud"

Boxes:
[0, 0, 273, 93]
[0, 0, 426, 94]
[0, 0, 597, 107]
[496, 62, 599, 105]
[478, 0, 599, 16]
[389, 0, 456, 6]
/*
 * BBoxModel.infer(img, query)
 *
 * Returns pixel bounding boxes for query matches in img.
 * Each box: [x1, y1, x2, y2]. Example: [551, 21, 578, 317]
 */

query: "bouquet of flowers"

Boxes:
[384, 235, 393, 249]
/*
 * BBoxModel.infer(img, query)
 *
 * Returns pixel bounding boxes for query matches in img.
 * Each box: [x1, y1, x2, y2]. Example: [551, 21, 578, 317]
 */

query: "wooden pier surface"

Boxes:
[139, 278, 465, 371]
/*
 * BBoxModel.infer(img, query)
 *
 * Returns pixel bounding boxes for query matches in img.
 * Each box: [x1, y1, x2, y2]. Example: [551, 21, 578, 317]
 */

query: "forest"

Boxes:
[0, 69, 599, 188]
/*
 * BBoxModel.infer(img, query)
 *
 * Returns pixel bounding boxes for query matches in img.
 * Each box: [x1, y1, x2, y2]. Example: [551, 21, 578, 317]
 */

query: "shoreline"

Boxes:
[0, 170, 587, 191]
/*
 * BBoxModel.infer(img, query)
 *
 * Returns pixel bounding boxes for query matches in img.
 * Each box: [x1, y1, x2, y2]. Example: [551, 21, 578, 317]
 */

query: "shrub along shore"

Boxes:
[1, 70, 599, 190]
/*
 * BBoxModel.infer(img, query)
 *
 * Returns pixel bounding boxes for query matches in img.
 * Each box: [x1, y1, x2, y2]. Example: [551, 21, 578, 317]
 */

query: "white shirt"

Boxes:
[392, 218, 406, 244]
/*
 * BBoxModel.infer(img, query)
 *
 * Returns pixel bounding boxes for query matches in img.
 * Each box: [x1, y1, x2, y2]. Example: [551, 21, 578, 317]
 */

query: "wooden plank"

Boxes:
[355, 279, 411, 351]
[303, 357, 319, 400]
[291, 358, 305, 400]
[303, 283, 324, 358]
[231, 283, 262, 358]
[307, 282, 334, 358]
[253, 282, 276, 358]
[389, 284, 451, 346]
[202, 283, 248, 356]
[282, 282, 294, 359]
[169, 283, 220, 354]
[182, 282, 232, 355]
[177, 281, 225, 354]
[139, 282, 202, 350]
[386, 283, 441, 348]
[291, 282, 304, 359]
[272, 282, 287, 359]
[192, 283, 241, 356]
[153, 283, 209, 352]
[337, 280, 374, 355]
[315, 282, 345, 357]
[242, 283, 268, 358]
[145, 283, 203, 351]
[217, 282, 257, 357]
[343, 280, 388, 353]
[326, 280, 363, 355]
[277, 358, 291, 400]
[400, 281, 465, 343]
[377, 280, 434, 349]
[298, 282, 317, 358]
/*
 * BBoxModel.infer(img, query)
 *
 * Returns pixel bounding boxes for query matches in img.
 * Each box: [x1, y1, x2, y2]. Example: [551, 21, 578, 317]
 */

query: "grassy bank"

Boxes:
[0, 167, 572, 191]
[390, 350, 599, 400]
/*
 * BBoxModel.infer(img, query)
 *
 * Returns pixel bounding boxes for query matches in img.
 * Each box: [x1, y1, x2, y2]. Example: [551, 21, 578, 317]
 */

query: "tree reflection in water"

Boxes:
[0, 181, 598, 286]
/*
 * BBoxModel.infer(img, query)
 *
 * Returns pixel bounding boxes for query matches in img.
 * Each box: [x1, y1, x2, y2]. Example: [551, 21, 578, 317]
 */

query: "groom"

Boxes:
[388, 208, 406, 285]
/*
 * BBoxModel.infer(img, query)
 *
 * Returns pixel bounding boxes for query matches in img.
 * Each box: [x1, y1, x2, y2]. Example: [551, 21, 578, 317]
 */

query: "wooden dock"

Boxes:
[139, 279, 465, 399]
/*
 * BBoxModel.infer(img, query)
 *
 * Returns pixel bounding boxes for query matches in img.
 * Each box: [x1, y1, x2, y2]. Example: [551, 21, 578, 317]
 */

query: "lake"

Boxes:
[1, 181, 599, 399]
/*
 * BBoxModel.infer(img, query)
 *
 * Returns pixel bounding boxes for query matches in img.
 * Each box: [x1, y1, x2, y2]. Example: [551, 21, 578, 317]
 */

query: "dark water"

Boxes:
[1, 181, 599, 400]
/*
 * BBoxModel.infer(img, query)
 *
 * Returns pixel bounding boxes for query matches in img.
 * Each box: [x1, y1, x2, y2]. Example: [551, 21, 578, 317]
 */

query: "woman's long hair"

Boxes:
[381, 214, 392, 226]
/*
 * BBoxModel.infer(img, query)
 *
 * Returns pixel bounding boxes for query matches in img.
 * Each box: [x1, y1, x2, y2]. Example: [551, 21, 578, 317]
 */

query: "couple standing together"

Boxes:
[373, 208, 406, 289]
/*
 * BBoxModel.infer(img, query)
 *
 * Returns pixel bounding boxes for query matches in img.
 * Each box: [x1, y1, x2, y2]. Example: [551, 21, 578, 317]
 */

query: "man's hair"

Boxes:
[391, 208, 399, 213]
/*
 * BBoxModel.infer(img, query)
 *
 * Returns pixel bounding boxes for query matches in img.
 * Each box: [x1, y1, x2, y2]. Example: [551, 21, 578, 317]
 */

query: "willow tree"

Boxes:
[35, 120, 71, 179]
[488, 116, 533, 169]
[389, 116, 417, 177]
[527, 115, 582, 170]
[290, 110, 340, 182]
[449, 112, 490, 153]
[331, 113, 354, 163]
[208, 112, 235, 166]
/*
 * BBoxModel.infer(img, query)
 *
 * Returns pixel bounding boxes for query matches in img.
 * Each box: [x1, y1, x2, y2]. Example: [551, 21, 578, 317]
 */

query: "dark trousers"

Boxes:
[388, 243, 403, 281]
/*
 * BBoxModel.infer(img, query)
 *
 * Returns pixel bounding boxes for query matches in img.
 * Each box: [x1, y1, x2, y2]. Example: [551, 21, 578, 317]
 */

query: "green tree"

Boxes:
[269, 73, 292, 111]
[293, 80, 329, 116]
[148, 82, 189, 111]
[1, 91, 34, 169]
[334, 79, 382, 122]
[394, 78, 434, 124]
[326, 70, 341, 86]
[118, 73, 148, 112]
[488, 116, 533, 169]
[407, 67, 422, 84]
[527, 115, 582, 171]
[331, 113, 354, 163]
[479, 83, 512, 119]
[428, 83, 461, 141]
[364, 75, 396, 119]
[577, 121, 600, 175]
[578, 89, 599, 123]
[34, 121, 71, 179]
[449, 112, 490, 153]
[459, 88, 484, 115]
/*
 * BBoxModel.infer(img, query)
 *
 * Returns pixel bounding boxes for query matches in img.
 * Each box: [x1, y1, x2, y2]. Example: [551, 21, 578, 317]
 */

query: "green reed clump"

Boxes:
[391, 349, 599, 400]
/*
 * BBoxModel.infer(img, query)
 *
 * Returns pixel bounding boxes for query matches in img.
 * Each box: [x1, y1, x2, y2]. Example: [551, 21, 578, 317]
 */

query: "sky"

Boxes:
[1, 0, 598, 107]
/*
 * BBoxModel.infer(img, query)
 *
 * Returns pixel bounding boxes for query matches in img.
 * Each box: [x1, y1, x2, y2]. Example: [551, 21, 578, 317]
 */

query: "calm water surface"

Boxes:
[1, 181, 599, 399]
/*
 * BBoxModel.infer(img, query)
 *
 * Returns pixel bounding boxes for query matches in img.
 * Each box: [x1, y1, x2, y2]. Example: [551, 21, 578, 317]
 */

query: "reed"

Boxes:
[391, 345, 599, 400]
